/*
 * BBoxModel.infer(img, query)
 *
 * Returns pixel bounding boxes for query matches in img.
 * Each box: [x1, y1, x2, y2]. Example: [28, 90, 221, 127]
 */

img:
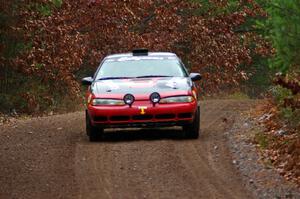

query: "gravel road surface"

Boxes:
[0, 100, 256, 199]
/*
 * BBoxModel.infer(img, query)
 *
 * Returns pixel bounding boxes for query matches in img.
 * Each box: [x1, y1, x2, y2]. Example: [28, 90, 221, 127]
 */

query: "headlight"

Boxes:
[92, 99, 125, 106]
[160, 96, 194, 104]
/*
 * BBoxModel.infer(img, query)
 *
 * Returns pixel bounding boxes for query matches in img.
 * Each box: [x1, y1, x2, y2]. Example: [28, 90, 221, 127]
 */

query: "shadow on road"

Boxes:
[94, 128, 189, 142]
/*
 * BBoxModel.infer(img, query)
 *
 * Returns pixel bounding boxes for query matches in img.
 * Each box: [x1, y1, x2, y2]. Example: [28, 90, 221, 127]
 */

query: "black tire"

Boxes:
[86, 111, 103, 142]
[183, 107, 200, 139]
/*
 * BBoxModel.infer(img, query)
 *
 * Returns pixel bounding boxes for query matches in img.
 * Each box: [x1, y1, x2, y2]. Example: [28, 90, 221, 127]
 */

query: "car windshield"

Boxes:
[95, 57, 187, 80]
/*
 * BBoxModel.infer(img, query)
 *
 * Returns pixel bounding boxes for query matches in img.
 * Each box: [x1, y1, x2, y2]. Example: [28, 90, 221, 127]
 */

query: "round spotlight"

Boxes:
[150, 92, 161, 104]
[123, 94, 135, 106]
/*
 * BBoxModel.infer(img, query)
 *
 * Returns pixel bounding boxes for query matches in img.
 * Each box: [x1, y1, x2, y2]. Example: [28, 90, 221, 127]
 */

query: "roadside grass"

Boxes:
[226, 92, 250, 100]
[253, 132, 270, 149]
[271, 85, 300, 129]
[280, 107, 300, 129]
[252, 100, 300, 186]
[271, 85, 292, 106]
[202, 91, 251, 100]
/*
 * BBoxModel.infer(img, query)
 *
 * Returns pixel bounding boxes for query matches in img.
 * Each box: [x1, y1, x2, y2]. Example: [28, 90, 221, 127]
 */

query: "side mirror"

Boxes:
[189, 73, 202, 81]
[81, 77, 93, 86]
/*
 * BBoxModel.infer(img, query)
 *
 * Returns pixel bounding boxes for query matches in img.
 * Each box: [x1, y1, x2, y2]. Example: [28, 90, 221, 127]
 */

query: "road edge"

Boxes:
[226, 111, 300, 199]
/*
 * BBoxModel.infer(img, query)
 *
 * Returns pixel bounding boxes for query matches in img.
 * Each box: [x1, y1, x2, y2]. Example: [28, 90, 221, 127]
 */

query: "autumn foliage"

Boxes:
[1, 0, 267, 113]
[255, 101, 300, 186]
[1, 0, 299, 187]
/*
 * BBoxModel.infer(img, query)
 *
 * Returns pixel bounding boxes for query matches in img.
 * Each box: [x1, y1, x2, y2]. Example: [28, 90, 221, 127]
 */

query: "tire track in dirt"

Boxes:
[0, 100, 256, 199]
[75, 100, 255, 199]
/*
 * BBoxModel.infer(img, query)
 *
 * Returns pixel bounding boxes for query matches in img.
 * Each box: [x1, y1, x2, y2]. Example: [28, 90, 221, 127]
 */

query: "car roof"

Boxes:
[105, 52, 178, 59]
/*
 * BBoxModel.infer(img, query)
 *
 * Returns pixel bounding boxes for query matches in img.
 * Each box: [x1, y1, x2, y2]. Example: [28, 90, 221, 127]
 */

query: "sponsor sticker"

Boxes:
[138, 106, 147, 115]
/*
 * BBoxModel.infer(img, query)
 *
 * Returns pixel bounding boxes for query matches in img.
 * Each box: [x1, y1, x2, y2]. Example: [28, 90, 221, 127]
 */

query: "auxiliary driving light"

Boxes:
[150, 92, 161, 105]
[123, 94, 135, 107]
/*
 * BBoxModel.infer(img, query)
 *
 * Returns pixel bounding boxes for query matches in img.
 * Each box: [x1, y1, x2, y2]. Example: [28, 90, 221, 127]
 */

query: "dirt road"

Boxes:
[0, 100, 256, 199]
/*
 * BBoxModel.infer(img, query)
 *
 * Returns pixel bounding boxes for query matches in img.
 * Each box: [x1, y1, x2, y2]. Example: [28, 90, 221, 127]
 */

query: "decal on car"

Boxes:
[138, 106, 147, 115]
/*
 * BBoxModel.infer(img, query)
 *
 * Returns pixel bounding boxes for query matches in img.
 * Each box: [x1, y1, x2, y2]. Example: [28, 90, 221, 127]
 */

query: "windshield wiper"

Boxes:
[96, 77, 132, 81]
[135, 75, 172, 78]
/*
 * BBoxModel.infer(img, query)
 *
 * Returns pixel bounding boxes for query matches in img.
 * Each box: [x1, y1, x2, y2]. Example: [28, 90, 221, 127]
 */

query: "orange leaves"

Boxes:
[5, 0, 270, 99]
[254, 99, 300, 185]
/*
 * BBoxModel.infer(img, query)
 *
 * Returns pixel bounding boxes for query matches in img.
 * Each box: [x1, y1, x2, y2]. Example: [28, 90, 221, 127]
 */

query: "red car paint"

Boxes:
[83, 51, 201, 130]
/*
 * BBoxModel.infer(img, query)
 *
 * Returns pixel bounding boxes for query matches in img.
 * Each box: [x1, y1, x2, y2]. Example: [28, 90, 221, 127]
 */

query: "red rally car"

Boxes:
[82, 49, 202, 141]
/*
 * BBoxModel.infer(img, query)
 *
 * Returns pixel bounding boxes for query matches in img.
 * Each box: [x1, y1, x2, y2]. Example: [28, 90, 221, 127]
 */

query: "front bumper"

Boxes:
[87, 100, 197, 128]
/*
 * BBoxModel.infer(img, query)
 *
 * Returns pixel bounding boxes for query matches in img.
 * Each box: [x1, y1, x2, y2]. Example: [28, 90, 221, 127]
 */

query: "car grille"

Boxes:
[110, 116, 130, 121]
[94, 113, 192, 123]
[132, 115, 153, 120]
[155, 114, 176, 119]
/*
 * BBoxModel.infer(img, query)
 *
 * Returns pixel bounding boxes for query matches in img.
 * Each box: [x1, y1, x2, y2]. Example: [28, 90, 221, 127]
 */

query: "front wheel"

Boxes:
[86, 112, 103, 142]
[183, 107, 200, 139]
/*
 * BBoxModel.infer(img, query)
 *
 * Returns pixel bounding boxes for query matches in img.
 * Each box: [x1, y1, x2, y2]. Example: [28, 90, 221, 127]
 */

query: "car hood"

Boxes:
[91, 77, 193, 99]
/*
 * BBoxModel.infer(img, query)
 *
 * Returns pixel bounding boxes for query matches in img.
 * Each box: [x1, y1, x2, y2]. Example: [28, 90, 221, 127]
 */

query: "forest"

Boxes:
[0, 0, 299, 186]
